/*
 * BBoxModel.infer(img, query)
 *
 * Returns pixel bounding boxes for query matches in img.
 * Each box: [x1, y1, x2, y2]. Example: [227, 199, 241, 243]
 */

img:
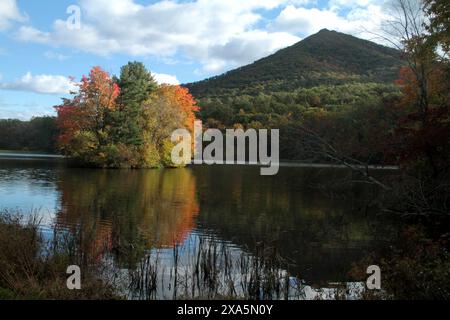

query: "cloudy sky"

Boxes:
[0, 0, 390, 119]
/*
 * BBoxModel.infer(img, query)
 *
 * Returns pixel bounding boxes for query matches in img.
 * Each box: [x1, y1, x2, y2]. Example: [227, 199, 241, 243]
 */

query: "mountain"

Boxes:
[185, 29, 403, 97]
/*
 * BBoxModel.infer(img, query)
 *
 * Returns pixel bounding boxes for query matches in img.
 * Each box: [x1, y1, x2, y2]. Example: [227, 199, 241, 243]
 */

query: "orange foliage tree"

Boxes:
[140, 84, 199, 167]
[157, 85, 199, 131]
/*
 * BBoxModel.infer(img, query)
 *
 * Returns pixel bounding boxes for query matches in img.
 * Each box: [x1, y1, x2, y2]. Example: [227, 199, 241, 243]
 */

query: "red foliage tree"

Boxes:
[55, 67, 120, 154]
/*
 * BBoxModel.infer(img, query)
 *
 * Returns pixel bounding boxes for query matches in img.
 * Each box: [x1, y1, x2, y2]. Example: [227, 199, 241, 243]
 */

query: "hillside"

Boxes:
[186, 29, 403, 97]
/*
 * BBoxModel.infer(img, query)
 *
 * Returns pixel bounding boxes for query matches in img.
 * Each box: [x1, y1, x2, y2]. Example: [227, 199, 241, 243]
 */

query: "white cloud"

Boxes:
[152, 72, 180, 85]
[0, 95, 54, 120]
[271, 1, 390, 41]
[0, 72, 78, 95]
[0, 0, 26, 30]
[44, 51, 70, 61]
[15, 0, 305, 74]
[12, 0, 395, 74]
[328, 0, 383, 9]
[207, 30, 300, 68]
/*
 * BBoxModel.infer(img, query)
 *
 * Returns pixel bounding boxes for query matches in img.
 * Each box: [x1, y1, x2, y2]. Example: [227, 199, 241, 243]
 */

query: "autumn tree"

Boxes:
[424, 0, 450, 57]
[141, 85, 199, 167]
[382, 0, 450, 176]
[375, 0, 450, 218]
[55, 66, 120, 166]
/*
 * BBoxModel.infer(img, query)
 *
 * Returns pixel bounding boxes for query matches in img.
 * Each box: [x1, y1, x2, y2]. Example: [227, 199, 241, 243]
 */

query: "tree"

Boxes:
[393, 64, 450, 173]
[376, 0, 450, 219]
[55, 66, 120, 165]
[373, 0, 450, 177]
[55, 64, 199, 169]
[28, 117, 58, 152]
[0, 117, 58, 152]
[424, 0, 450, 57]
[113, 62, 158, 146]
[141, 85, 199, 167]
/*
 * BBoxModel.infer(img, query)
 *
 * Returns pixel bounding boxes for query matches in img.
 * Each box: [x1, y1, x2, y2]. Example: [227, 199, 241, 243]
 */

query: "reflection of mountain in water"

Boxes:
[53, 164, 393, 285]
[191, 166, 392, 285]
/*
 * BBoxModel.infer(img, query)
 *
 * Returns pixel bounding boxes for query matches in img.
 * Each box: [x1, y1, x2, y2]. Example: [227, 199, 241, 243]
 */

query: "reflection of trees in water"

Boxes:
[192, 166, 393, 284]
[55, 168, 199, 266]
[52, 165, 394, 287]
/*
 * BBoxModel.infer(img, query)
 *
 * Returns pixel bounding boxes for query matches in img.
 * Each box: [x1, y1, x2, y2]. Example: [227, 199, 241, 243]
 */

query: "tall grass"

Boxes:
[127, 236, 310, 300]
[0, 210, 366, 300]
[0, 211, 119, 300]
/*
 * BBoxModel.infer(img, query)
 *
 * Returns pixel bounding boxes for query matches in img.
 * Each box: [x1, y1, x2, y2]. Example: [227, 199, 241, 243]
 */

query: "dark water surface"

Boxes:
[0, 155, 395, 298]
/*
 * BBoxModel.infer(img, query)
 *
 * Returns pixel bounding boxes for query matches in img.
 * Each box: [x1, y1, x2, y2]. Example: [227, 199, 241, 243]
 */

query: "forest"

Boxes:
[0, 116, 57, 153]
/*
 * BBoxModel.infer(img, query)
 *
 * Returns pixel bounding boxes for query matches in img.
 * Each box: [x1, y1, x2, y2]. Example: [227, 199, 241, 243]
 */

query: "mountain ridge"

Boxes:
[185, 29, 403, 97]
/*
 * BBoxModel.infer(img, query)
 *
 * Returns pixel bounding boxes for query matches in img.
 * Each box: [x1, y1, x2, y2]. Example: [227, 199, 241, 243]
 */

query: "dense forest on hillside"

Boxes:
[197, 82, 402, 163]
[183, 30, 407, 163]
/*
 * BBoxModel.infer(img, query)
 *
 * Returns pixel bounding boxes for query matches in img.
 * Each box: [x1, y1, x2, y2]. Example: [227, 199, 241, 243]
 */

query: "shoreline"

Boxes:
[0, 152, 398, 170]
[0, 152, 64, 160]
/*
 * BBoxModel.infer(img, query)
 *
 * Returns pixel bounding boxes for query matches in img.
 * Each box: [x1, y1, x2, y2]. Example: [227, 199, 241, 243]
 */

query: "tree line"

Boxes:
[0, 117, 58, 153]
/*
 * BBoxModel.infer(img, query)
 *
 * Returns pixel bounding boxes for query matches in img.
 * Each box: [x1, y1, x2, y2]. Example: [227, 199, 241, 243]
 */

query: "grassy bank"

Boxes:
[0, 213, 119, 300]
[1, 210, 448, 300]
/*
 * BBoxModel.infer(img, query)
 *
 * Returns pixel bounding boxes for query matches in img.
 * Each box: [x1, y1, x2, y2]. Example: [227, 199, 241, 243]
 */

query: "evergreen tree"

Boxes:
[114, 62, 158, 146]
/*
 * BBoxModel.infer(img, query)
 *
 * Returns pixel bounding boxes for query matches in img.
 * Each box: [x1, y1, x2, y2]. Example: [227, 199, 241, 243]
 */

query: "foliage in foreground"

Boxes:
[1, 208, 448, 300]
[350, 226, 450, 300]
[0, 213, 119, 300]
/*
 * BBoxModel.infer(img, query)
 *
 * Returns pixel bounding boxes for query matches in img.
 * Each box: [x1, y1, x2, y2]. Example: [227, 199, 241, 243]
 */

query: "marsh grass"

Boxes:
[0, 210, 367, 301]
[127, 236, 309, 300]
[0, 210, 119, 300]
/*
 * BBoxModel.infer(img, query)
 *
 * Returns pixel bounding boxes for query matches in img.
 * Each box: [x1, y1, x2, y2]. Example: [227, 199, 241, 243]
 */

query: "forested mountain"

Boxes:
[186, 29, 404, 97]
[184, 29, 407, 163]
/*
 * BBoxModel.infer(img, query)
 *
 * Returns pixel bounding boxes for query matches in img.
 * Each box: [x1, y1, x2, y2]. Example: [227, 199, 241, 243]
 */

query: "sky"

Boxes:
[0, 0, 390, 120]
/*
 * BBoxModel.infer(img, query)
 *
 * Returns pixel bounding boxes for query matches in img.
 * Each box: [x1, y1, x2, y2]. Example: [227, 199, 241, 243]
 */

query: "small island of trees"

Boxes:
[55, 62, 198, 168]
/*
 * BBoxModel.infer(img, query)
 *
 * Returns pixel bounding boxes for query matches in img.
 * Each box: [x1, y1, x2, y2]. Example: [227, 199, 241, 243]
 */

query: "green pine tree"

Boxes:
[113, 61, 158, 146]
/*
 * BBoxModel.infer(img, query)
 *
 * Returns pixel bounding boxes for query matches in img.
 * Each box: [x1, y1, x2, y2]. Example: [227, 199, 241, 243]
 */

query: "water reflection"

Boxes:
[0, 158, 394, 298]
[55, 169, 199, 266]
[193, 165, 387, 284]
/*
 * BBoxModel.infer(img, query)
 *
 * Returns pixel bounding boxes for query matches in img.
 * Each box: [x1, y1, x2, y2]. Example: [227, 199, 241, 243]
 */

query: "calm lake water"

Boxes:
[0, 155, 396, 299]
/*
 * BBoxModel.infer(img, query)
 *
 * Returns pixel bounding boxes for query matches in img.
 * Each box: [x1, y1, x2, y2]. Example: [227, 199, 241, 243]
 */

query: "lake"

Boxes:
[0, 154, 396, 299]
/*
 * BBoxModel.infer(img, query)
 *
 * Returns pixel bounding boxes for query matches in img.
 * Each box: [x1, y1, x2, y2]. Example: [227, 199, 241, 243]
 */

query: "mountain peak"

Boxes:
[317, 28, 332, 33]
[186, 31, 403, 97]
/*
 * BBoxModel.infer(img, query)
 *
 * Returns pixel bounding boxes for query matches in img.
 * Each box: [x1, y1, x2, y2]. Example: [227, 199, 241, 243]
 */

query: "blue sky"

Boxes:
[0, 0, 387, 120]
